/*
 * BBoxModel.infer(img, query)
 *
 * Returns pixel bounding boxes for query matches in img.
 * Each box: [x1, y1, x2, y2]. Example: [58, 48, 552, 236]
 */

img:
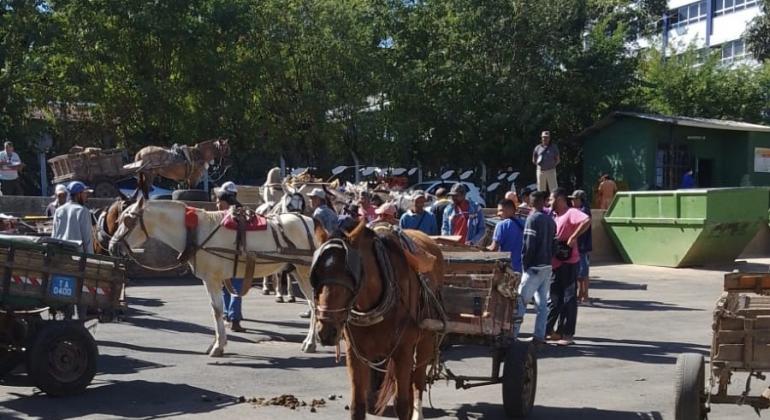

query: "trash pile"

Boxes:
[238, 393, 340, 413]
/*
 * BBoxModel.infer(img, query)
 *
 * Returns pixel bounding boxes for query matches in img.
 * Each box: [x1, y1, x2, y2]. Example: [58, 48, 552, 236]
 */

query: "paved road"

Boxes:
[1, 260, 767, 419]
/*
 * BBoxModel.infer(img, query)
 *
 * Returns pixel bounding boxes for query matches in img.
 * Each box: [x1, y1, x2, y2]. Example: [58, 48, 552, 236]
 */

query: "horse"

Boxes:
[310, 222, 444, 420]
[109, 197, 321, 356]
[93, 193, 134, 256]
[134, 138, 230, 195]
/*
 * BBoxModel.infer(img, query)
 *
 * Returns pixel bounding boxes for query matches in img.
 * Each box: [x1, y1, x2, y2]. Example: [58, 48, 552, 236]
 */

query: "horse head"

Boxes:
[310, 220, 369, 346]
[109, 197, 187, 256]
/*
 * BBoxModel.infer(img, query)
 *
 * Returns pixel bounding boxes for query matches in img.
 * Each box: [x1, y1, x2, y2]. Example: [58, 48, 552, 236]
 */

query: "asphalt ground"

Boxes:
[2, 260, 769, 419]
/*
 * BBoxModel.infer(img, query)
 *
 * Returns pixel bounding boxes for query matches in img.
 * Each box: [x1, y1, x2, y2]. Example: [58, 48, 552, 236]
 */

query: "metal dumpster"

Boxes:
[603, 188, 769, 267]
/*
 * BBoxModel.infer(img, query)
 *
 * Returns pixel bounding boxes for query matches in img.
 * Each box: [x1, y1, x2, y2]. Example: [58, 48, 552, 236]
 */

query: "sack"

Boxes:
[555, 240, 572, 261]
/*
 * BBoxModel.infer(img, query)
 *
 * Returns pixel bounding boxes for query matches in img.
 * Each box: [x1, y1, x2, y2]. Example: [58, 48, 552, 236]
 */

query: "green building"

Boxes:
[580, 112, 770, 191]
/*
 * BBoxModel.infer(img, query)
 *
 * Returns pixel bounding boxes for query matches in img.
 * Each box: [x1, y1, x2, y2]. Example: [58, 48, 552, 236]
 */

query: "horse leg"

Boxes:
[261, 276, 271, 295]
[204, 279, 227, 357]
[411, 333, 436, 420]
[393, 342, 418, 420]
[285, 271, 296, 303]
[347, 344, 370, 420]
[294, 265, 317, 353]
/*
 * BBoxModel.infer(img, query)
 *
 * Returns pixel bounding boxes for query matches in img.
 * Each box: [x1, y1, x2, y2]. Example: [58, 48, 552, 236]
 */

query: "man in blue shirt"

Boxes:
[399, 192, 438, 235]
[487, 199, 524, 272]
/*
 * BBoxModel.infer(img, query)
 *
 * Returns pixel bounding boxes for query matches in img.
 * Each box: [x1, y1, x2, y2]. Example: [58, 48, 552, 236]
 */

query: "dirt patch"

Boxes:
[242, 394, 333, 412]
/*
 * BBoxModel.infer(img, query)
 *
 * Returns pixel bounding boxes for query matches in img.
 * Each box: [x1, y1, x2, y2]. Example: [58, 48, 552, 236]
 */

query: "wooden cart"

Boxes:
[0, 235, 127, 396]
[422, 251, 536, 418]
[48, 148, 133, 198]
[675, 272, 770, 419]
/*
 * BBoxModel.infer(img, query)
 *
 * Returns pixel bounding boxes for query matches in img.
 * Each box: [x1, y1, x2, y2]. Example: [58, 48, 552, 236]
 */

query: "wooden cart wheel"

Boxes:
[27, 322, 98, 396]
[503, 340, 537, 418]
[674, 353, 707, 420]
[93, 181, 118, 198]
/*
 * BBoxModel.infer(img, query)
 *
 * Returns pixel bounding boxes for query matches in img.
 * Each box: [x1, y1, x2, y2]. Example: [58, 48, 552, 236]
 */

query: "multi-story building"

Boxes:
[660, 0, 763, 64]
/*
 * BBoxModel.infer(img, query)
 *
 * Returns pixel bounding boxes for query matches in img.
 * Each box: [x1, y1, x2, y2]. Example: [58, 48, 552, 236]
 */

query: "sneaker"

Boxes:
[546, 333, 562, 342]
[557, 336, 574, 346]
[230, 321, 246, 332]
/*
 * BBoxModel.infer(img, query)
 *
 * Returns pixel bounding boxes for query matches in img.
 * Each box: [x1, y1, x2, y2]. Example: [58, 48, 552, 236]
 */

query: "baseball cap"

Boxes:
[447, 183, 467, 196]
[220, 181, 238, 194]
[67, 181, 93, 195]
[308, 188, 326, 199]
[375, 202, 397, 216]
[54, 184, 67, 195]
[569, 190, 587, 200]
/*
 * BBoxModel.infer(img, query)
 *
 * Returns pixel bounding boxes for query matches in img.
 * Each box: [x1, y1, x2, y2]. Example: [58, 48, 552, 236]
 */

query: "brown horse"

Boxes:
[311, 223, 444, 420]
[93, 193, 134, 255]
[134, 138, 229, 195]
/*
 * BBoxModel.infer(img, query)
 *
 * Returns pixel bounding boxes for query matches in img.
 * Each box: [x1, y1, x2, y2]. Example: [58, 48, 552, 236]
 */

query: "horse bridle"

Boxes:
[111, 205, 151, 254]
[310, 238, 364, 324]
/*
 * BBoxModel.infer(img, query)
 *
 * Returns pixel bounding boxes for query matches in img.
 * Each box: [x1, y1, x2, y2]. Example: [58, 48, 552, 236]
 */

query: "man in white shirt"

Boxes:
[0, 141, 23, 195]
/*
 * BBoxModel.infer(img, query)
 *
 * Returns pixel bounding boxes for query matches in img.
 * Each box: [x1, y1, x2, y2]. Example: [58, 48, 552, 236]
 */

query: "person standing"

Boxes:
[517, 187, 533, 216]
[215, 181, 246, 332]
[597, 174, 617, 210]
[357, 191, 377, 222]
[441, 183, 485, 245]
[370, 202, 398, 227]
[514, 191, 556, 345]
[532, 131, 560, 192]
[681, 169, 696, 189]
[487, 199, 524, 273]
[546, 188, 591, 346]
[570, 190, 593, 304]
[0, 141, 23, 195]
[431, 187, 451, 231]
[46, 184, 69, 217]
[309, 188, 338, 233]
[400, 192, 438, 235]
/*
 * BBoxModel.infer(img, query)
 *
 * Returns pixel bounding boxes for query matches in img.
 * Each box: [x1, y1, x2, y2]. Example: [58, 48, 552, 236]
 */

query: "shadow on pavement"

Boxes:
[1, 380, 236, 419]
[589, 278, 648, 291]
[120, 314, 253, 344]
[97, 354, 168, 375]
[98, 339, 206, 356]
[127, 296, 167, 307]
[208, 354, 340, 371]
[451, 403, 662, 420]
[537, 336, 709, 364]
[588, 299, 700, 312]
[128, 276, 201, 287]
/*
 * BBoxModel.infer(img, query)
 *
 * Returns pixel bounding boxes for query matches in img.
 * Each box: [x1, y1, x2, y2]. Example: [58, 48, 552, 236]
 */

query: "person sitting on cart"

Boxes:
[45, 184, 68, 217]
[51, 181, 94, 320]
[215, 181, 246, 332]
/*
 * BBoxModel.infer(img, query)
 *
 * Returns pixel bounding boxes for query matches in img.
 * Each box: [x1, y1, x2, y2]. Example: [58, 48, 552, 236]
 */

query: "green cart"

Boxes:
[0, 235, 127, 396]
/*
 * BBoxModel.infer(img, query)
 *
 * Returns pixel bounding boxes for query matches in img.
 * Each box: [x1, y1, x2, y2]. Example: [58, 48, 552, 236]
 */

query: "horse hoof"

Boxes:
[275, 296, 284, 303]
[301, 341, 317, 354]
[287, 297, 296, 303]
[261, 290, 270, 295]
[209, 348, 225, 357]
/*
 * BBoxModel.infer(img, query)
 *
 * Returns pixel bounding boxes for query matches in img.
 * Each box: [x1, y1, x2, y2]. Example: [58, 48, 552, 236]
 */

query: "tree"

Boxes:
[746, 0, 770, 62]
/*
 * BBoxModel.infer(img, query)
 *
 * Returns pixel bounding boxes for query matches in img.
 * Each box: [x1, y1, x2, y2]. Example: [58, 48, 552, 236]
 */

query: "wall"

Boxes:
[747, 132, 770, 186]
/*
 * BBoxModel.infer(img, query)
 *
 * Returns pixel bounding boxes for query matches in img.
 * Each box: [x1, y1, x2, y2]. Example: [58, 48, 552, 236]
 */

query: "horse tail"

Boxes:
[373, 361, 397, 416]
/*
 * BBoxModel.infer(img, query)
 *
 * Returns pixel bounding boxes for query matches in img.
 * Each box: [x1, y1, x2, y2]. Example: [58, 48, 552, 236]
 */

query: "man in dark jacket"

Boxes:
[514, 190, 556, 344]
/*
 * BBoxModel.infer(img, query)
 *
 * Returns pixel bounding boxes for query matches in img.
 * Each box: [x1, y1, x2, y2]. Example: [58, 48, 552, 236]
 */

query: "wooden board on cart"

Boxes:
[48, 148, 127, 184]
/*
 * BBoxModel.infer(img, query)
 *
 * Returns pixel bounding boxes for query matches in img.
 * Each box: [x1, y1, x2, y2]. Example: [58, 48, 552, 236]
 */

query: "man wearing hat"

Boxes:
[371, 202, 398, 227]
[214, 181, 247, 331]
[52, 181, 94, 254]
[441, 183, 485, 245]
[46, 184, 69, 217]
[399, 192, 437, 235]
[215, 181, 242, 210]
[309, 188, 337, 233]
[570, 189, 593, 304]
[0, 141, 23, 195]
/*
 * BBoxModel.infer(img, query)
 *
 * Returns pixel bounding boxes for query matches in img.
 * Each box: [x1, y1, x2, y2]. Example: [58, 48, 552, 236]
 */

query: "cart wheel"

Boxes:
[93, 181, 118, 198]
[675, 353, 706, 420]
[27, 322, 98, 396]
[503, 340, 537, 418]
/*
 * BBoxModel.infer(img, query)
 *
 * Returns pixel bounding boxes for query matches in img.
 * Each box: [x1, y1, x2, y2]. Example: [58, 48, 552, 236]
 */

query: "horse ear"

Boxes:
[345, 220, 367, 244]
[313, 218, 329, 244]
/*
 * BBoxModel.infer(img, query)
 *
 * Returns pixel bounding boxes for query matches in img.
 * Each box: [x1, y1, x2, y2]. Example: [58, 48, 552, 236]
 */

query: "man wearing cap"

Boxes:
[399, 192, 438, 235]
[52, 181, 94, 254]
[309, 188, 337, 233]
[570, 189, 593, 304]
[371, 202, 398, 227]
[46, 184, 69, 217]
[441, 183, 485, 245]
[532, 130, 560, 192]
[0, 141, 23, 195]
[215, 181, 247, 332]
[215, 181, 242, 210]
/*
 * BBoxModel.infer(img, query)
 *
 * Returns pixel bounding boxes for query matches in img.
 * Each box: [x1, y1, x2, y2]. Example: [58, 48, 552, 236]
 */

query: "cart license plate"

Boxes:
[50, 275, 76, 298]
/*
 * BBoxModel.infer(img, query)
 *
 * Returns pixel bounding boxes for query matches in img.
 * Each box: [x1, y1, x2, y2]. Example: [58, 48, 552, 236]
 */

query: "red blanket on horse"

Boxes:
[221, 211, 268, 231]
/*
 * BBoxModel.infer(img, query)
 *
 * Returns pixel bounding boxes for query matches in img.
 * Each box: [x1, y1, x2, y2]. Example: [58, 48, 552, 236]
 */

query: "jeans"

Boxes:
[222, 278, 243, 322]
[578, 252, 590, 278]
[547, 263, 579, 336]
[514, 265, 552, 341]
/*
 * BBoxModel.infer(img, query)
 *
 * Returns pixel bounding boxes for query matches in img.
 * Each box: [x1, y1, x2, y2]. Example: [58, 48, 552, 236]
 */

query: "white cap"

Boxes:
[54, 184, 67, 195]
[220, 181, 238, 194]
[308, 188, 325, 199]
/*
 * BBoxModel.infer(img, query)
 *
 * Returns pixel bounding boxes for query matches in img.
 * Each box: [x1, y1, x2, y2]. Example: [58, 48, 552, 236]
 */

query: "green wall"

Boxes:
[747, 132, 770, 186]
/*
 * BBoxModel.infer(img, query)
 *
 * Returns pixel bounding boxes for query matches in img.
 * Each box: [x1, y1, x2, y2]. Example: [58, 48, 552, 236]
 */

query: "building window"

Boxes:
[714, 0, 759, 17]
[656, 145, 691, 189]
[669, 1, 708, 29]
[721, 39, 747, 63]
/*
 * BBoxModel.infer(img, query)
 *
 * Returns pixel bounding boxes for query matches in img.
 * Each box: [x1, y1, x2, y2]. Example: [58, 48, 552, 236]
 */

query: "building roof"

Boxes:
[576, 111, 770, 139]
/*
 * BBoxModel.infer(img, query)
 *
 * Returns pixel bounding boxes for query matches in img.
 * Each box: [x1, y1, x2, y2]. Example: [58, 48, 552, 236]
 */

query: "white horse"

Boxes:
[109, 198, 320, 356]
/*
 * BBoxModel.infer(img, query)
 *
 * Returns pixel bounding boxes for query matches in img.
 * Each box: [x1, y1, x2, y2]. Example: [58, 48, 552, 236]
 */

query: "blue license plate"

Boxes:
[50, 275, 76, 298]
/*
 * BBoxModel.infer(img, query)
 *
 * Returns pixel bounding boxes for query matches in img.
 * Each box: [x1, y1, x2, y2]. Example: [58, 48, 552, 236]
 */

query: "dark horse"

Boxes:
[93, 192, 134, 255]
[311, 222, 444, 420]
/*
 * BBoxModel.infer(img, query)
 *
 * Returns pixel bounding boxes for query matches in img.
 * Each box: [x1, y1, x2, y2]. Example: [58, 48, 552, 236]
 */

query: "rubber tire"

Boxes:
[674, 353, 706, 420]
[172, 189, 210, 202]
[93, 181, 119, 198]
[502, 340, 537, 418]
[27, 322, 98, 397]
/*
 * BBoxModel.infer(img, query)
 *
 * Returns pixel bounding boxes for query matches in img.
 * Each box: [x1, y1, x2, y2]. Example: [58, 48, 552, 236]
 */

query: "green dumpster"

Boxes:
[603, 188, 769, 267]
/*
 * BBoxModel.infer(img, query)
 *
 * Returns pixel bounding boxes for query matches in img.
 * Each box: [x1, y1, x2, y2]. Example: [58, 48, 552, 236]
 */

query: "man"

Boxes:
[546, 188, 591, 346]
[441, 183, 485, 245]
[514, 191, 556, 345]
[0, 141, 23, 195]
[570, 190, 593, 304]
[431, 187, 450, 230]
[597, 174, 617, 210]
[504, 191, 519, 208]
[399, 192, 438, 235]
[52, 181, 94, 254]
[532, 131, 560, 192]
[518, 187, 533, 215]
[357, 191, 377, 222]
[681, 168, 696, 189]
[371, 202, 398, 226]
[309, 188, 338, 233]
[487, 199, 524, 273]
[46, 184, 69, 217]
[215, 181, 246, 331]
[215, 181, 242, 210]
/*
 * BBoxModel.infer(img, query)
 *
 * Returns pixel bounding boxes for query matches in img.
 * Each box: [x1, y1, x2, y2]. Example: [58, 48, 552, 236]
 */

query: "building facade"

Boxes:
[661, 0, 763, 64]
